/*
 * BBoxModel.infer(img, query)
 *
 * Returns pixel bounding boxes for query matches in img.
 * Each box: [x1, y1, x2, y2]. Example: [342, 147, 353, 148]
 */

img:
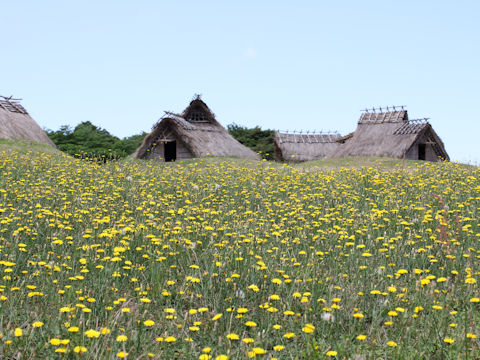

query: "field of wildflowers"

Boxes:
[0, 149, 479, 359]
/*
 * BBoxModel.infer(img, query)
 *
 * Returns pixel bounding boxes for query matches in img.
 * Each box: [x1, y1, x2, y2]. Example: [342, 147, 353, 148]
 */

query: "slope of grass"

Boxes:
[0, 139, 61, 155]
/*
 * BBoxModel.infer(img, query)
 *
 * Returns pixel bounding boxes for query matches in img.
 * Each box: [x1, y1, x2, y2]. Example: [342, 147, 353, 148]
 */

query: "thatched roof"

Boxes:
[330, 111, 449, 160]
[274, 132, 342, 162]
[0, 97, 55, 147]
[134, 96, 259, 160]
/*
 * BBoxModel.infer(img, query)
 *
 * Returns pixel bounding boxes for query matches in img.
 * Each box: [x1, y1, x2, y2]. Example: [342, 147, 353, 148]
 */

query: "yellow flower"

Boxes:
[117, 351, 128, 358]
[68, 326, 79, 332]
[356, 334, 367, 340]
[143, 320, 155, 326]
[116, 335, 128, 342]
[165, 336, 176, 342]
[212, 313, 223, 321]
[470, 298, 480, 303]
[226, 333, 239, 340]
[283, 332, 295, 339]
[353, 312, 364, 318]
[50, 338, 62, 346]
[32, 321, 44, 328]
[326, 350, 338, 356]
[273, 345, 285, 351]
[215, 356, 228, 360]
[443, 338, 454, 344]
[85, 329, 100, 338]
[245, 321, 257, 327]
[302, 323, 315, 333]
[386, 341, 397, 347]
[14, 328, 23, 337]
[253, 347, 267, 355]
[74, 346, 87, 353]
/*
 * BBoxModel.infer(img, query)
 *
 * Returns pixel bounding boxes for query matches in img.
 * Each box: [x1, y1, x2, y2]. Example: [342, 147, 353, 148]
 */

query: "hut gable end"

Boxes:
[181, 96, 216, 124]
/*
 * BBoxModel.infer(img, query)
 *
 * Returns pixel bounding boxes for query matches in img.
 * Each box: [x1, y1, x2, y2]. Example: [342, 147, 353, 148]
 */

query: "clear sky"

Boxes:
[1, 1, 479, 163]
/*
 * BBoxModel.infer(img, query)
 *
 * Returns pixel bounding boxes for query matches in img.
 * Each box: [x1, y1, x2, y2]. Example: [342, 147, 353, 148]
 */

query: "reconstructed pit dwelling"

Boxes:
[0, 96, 55, 147]
[134, 96, 259, 161]
[274, 108, 449, 162]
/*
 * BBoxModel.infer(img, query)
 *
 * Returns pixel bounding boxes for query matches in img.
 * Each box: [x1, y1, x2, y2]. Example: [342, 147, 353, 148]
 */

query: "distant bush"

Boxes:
[46, 121, 146, 161]
[227, 124, 274, 160]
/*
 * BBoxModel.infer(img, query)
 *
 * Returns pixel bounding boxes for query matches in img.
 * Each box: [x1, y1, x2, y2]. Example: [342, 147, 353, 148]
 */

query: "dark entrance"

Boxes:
[418, 143, 426, 160]
[164, 141, 176, 162]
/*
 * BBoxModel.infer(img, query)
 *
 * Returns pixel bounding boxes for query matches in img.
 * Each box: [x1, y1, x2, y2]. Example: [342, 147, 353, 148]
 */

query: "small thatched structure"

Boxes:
[330, 110, 449, 161]
[0, 96, 55, 146]
[274, 132, 341, 162]
[134, 96, 259, 161]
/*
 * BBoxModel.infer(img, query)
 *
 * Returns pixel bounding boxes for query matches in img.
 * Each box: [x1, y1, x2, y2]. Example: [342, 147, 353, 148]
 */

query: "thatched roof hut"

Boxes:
[274, 132, 342, 162]
[134, 96, 259, 161]
[330, 110, 449, 161]
[0, 96, 55, 146]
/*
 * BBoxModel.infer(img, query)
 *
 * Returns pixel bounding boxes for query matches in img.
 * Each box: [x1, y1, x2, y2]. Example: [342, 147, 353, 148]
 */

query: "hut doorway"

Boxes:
[164, 141, 176, 162]
[418, 143, 426, 160]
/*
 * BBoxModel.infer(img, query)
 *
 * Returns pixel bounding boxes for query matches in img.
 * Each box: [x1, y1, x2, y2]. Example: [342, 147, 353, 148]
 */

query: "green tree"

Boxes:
[227, 124, 274, 160]
[46, 122, 145, 161]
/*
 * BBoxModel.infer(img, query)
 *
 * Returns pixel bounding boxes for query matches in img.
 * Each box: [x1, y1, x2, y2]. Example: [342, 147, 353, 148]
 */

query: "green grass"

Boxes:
[0, 139, 60, 155]
[0, 142, 479, 359]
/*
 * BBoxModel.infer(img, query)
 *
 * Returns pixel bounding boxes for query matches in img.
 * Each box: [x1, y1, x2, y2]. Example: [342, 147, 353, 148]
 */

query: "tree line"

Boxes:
[46, 121, 274, 161]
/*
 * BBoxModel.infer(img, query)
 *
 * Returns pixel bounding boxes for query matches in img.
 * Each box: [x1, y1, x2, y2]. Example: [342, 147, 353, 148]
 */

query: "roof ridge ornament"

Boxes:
[361, 105, 406, 113]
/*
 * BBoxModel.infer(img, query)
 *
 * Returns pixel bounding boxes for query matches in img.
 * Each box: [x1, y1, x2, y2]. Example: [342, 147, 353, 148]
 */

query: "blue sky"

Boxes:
[1, 1, 479, 163]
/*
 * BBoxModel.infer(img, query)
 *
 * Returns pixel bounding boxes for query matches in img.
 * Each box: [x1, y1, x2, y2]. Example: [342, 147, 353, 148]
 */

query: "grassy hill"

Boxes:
[0, 139, 62, 155]
[0, 143, 479, 359]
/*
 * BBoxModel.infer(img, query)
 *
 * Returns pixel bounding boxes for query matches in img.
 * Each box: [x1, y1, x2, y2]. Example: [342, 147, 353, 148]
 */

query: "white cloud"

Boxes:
[244, 47, 257, 58]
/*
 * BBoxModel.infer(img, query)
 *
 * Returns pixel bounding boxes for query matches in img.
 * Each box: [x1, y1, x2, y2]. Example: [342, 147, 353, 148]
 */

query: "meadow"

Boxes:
[0, 147, 479, 359]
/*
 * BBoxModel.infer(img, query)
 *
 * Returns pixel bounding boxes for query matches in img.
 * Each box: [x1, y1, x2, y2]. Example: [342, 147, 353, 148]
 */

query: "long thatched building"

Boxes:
[274, 108, 449, 163]
[274, 132, 341, 162]
[0, 96, 55, 147]
[330, 110, 449, 161]
[134, 96, 259, 161]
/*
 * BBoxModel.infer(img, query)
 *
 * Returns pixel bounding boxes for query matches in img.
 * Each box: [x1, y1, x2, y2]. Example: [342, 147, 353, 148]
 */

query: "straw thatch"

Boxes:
[330, 110, 449, 161]
[274, 132, 342, 162]
[0, 97, 55, 147]
[134, 96, 259, 161]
